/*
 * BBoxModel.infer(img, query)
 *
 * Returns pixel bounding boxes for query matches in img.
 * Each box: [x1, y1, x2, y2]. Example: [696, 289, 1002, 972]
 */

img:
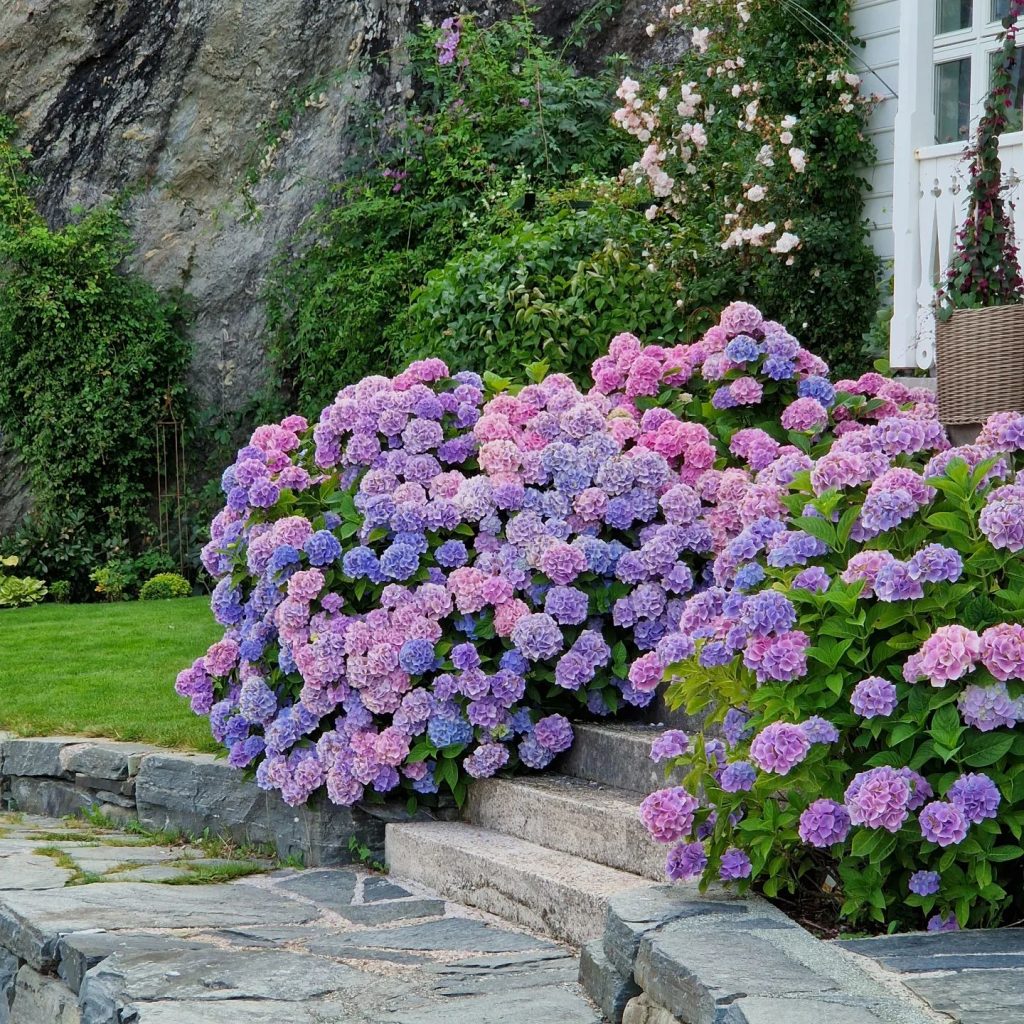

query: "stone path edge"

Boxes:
[0, 733, 447, 867]
[581, 885, 950, 1024]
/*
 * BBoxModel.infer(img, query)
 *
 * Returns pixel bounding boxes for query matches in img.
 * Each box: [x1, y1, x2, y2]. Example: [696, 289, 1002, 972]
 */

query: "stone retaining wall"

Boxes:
[0, 734, 417, 865]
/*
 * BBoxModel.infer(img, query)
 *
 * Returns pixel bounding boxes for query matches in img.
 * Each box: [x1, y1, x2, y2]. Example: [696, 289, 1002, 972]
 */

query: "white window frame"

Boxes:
[933, 0, 1022, 143]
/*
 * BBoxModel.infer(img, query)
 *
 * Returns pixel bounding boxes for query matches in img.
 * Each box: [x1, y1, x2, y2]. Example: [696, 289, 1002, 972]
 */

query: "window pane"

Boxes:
[935, 58, 972, 143]
[937, 0, 972, 32]
[992, 0, 1011, 22]
[991, 45, 1024, 133]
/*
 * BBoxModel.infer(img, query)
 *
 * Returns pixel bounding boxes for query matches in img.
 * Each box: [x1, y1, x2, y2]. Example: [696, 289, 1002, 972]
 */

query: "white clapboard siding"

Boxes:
[852, 0, 901, 264]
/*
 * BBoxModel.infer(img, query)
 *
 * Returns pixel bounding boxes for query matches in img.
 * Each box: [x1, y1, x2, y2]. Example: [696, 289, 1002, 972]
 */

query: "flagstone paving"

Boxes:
[0, 813, 601, 1023]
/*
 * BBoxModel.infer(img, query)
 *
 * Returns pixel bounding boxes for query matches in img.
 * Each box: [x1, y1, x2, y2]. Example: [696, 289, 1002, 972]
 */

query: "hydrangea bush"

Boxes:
[178, 301, 834, 813]
[646, 406, 1024, 931]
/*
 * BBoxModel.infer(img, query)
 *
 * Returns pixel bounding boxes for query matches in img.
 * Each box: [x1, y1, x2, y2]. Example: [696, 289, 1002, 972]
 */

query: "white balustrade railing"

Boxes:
[910, 132, 1024, 368]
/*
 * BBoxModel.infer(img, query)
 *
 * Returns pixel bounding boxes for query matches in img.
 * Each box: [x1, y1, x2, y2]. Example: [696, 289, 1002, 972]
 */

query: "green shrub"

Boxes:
[264, 13, 628, 416]
[0, 116, 191, 593]
[49, 580, 72, 604]
[89, 562, 133, 602]
[392, 197, 730, 381]
[140, 572, 192, 601]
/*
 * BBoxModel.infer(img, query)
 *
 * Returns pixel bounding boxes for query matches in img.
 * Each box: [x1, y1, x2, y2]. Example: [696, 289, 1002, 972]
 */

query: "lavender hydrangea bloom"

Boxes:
[793, 566, 830, 593]
[850, 677, 899, 718]
[511, 613, 563, 661]
[749, 723, 810, 775]
[666, 841, 708, 881]
[947, 773, 1001, 824]
[463, 742, 509, 779]
[640, 787, 699, 843]
[957, 683, 1018, 731]
[719, 848, 752, 881]
[800, 716, 839, 745]
[919, 800, 968, 847]
[845, 767, 911, 832]
[650, 730, 690, 762]
[909, 870, 941, 896]
[927, 913, 960, 933]
[798, 799, 851, 847]
[534, 714, 573, 753]
[723, 708, 752, 746]
[907, 544, 962, 584]
[719, 761, 757, 793]
[519, 735, 555, 769]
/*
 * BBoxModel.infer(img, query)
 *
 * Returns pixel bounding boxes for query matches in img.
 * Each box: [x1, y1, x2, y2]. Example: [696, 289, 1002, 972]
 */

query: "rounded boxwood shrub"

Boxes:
[140, 572, 192, 601]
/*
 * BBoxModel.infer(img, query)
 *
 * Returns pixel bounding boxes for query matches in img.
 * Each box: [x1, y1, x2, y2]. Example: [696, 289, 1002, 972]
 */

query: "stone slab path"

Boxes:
[0, 812, 602, 1024]
[843, 930, 1024, 1024]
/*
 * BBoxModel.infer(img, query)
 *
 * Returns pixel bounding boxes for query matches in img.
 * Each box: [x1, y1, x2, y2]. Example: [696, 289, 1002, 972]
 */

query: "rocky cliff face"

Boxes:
[0, 0, 663, 414]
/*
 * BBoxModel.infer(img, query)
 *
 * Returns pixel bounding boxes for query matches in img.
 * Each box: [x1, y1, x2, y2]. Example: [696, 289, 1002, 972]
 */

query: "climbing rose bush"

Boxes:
[647, 407, 1024, 931]
[178, 301, 832, 811]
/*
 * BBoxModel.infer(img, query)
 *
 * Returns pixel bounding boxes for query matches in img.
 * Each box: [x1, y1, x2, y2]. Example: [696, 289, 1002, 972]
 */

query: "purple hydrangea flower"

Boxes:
[723, 708, 751, 746]
[907, 544, 963, 584]
[947, 773, 1001, 824]
[919, 800, 968, 847]
[640, 787, 699, 843]
[850, 677, 899, 718]
[793, 566, 831, 593]
[666, 841, 708, 881]
[719, 761, 757, 793]
[800, 716, 839, 745]
[534, 714, 574, 754]
[719, 848, 752, 881]
[511, 613, 564, 661]
[845, 767, 911, 832]
[957, 683, 1018, 731]
[798, 799, 851, 847]
[650, 730, 690, 762]
[909, 870, 941, 896]
[927, 913, 960, 932]
[749, 723, 810, 775]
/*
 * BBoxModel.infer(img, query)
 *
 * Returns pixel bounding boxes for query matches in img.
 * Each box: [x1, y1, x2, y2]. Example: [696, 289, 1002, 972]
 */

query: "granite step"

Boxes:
[466, 774, 665, 881]
[384, 820, 651, 947]
[558, 723, 677, 795]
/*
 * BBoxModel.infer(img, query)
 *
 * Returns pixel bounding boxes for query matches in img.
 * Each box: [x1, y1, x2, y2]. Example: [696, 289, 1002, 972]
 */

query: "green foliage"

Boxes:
[394, 194, 727, 381]
[0, 555, 46, 608]
[0, 116, 191, 595]
[140, 572, 192, 601]
[49, 580, 72, 604]
[90, 562, 133, 602]
[264, 13, 628, 417]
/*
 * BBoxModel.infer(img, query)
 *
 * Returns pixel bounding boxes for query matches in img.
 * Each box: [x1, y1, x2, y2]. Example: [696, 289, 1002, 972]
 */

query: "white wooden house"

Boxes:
[851, 0, 1023, 370]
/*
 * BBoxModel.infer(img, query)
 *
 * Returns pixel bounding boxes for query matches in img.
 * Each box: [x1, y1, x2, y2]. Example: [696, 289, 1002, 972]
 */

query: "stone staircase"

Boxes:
[385, 723, 673, 948]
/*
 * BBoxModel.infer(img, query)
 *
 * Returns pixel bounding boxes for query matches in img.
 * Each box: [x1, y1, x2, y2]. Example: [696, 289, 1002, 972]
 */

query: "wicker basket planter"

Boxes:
[936, 304, 1024, 426]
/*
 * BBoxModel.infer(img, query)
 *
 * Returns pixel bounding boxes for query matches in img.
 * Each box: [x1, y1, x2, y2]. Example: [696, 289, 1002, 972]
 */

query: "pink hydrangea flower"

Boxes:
[640, 787, 700, 843]
[845, 766, 911, 832]
[905, 626, 982, 687]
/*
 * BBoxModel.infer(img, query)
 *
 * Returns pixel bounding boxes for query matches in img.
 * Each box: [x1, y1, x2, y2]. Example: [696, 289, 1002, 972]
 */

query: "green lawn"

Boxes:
[0, 598, 221, 751]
